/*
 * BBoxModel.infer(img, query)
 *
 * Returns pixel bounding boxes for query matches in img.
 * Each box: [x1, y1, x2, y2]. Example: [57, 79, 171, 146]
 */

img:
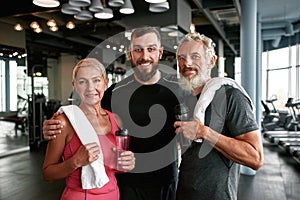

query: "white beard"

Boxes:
[179, 71, 209, 91]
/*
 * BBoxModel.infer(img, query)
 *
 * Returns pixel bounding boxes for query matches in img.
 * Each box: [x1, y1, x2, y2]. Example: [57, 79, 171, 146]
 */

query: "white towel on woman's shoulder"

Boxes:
[58, 105, 109, 189]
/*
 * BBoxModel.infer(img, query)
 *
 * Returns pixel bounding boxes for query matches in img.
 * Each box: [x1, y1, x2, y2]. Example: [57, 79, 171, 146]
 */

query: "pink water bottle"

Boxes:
[115, 128, 130, 170]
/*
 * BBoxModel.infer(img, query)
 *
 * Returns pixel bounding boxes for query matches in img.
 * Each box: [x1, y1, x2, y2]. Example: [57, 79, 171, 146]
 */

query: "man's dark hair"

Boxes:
[130, 26, 161, 47]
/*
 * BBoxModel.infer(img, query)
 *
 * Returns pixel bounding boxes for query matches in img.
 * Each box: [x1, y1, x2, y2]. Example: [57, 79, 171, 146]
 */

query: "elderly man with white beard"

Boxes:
[174, 32, 264, 200]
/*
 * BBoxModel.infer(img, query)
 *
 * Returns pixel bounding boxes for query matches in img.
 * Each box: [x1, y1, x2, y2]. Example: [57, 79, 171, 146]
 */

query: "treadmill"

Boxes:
[263, 98, 300, 145]
[278, 140, 300, 154]
[265, 132, 300, 144]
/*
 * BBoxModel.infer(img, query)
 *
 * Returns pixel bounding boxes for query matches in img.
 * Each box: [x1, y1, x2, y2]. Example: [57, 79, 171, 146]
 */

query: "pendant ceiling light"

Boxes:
[14, 23, 24, 31]
[66, 21, 76, 29]
[33, 0, 60, 7]
[49, 26, 59, 32]
[46, 19, 56, 27]
[149, 1, 169, 13]
[145, 0, 166, 3]
[190, 23, 196, 33]
[75, 10, 93, 20]
[30, 21, 40, 29]
[89, 0, 104, 12]
[61, 0, 169, 20]
[119, 0, 134, 14]
[61, 3, 81, 15]
[168, 31, 178, 37]
[69, 0, 91, 7]
[34, 27, 43, 33]
[94, 7, 114, 19]
[108, 0, 124, 7]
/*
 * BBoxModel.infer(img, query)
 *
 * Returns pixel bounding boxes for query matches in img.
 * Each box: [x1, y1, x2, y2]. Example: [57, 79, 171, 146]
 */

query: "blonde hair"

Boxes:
[177, 32, 216, 59]
[72, 58, 106, 81]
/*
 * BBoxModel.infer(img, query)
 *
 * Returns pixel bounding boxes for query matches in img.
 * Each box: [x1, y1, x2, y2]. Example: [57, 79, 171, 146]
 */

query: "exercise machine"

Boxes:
[261, 97, 291, 132]
[263, 98, 300, 164]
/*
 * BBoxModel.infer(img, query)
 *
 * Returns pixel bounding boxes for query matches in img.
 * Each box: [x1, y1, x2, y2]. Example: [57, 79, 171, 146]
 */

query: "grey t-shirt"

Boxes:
[177, 85, 259, 200]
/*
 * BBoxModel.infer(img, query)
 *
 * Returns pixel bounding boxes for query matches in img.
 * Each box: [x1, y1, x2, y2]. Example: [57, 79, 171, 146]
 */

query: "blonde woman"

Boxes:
[43, 58, 135, 200]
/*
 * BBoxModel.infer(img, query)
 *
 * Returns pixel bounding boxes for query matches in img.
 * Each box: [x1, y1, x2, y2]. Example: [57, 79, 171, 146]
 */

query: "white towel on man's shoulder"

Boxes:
[193, 77, 254, 142]
[58, 105, 109, 189]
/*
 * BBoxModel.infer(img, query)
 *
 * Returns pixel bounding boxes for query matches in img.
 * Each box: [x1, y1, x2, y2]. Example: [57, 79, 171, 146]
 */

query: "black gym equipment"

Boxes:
[278, 140, 300, 154]
[261, 98, 291, 132]
[262, 97, 300, 164]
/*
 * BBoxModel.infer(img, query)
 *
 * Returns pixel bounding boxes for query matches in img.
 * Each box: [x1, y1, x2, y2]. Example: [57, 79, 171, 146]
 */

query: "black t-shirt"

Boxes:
[102, 71, 186, 186]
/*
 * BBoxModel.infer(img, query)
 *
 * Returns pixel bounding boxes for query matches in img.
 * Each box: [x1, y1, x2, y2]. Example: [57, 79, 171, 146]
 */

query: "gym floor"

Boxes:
[0, 121, 299, 200]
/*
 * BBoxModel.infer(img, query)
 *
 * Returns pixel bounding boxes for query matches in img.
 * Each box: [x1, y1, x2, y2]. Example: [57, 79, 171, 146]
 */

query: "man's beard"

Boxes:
[132, 62, 158, 82]
[179, 68, 210, 91]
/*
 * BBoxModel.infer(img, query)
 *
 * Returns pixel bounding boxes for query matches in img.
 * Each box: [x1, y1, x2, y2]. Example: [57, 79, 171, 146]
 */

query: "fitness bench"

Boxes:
[0, 111, 27, 136]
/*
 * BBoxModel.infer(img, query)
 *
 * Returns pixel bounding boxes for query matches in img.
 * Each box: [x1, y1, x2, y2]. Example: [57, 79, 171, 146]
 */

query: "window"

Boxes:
[262, 44, 300, 110]
[0, 59, 30, 112]
[9, 60, 18, 111]
[0, 59, 6, 111]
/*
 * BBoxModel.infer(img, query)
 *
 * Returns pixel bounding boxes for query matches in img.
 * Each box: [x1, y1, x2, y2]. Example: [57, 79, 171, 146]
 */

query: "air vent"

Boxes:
[211, 8, 239, 25]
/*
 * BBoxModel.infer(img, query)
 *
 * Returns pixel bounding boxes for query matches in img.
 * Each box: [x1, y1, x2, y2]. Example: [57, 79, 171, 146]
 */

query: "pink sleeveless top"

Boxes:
[61, 110, 120, 200]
